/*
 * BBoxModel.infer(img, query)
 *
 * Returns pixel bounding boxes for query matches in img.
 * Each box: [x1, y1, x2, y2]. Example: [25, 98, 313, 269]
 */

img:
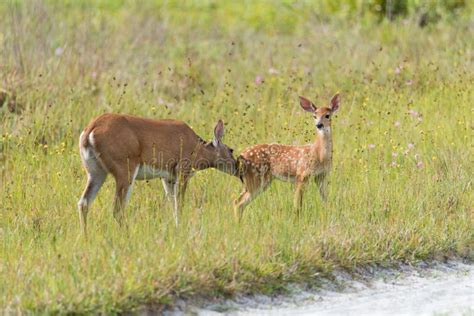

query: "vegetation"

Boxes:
[1, 0, 472, 313]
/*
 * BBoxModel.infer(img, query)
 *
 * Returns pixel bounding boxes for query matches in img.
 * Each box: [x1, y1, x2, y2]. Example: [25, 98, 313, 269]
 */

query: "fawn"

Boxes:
[234, 93, 341, 219]
[78, 113, 236, 235]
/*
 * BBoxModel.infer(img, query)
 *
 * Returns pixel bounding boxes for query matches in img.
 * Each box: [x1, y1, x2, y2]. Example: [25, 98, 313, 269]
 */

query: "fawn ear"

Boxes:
[330, 93, 341, 112]
[213, 119, 224, 146]
[299, 96, 316, 113]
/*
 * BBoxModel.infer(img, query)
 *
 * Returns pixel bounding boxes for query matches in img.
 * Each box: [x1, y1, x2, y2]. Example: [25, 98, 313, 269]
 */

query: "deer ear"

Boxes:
[299, 96, 316, 113]
[213, 119, 224, 146]
[330, 93, 341, 112]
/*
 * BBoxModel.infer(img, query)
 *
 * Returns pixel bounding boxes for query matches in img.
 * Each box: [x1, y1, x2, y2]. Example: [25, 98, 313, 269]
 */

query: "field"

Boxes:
[0, 1, 473, 313]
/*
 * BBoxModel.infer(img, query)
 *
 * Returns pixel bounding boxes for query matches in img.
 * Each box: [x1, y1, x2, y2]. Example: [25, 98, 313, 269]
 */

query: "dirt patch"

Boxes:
[167, 260, 474, 315]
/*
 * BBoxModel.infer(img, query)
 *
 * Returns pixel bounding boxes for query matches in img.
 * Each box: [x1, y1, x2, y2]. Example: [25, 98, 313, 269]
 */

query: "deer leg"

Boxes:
[112, 163, 138, 226]
[173, 179, 189, 227]
[78, 173, 107, 236]
[233, 174, 271, 221]
[177, 176, 189, 206]
[234, 189, 247, 221]
[315, 174, 328, 202]
[233, 190, 253, 221]
[78, 150, 107, 237]
[171, 181, 179, 226]
[113, 180, 128, 225]
[161, 178, 181, 226]
[161, 179, 173, 202]
[170, 166, 192, 226]
[294, 179, 307, 216]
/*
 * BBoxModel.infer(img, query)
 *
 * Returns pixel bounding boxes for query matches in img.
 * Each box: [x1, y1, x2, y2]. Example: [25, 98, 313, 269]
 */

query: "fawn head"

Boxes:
[299, 93, 341, 134]
[204, 119, 236, 174]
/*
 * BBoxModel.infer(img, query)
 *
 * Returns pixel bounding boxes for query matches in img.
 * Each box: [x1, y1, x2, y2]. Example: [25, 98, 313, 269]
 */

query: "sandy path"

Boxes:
[180, 261, 473, 316]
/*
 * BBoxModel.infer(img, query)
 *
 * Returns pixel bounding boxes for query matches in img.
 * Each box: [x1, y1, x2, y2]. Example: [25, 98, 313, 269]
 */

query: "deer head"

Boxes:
[299, 93, 341, 135]
[201, 119, 236, 175]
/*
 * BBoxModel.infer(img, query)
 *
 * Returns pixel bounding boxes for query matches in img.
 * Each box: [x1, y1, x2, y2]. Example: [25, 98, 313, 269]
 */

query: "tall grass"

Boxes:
[0, 1, 473, 313]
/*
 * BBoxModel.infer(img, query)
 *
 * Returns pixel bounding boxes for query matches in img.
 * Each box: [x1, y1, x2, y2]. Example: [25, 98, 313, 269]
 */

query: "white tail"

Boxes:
[234, 93, 341, 219]
[77, 113, 236, 235]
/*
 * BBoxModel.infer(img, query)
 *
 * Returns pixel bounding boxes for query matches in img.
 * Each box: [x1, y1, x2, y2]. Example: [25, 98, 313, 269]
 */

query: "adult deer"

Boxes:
[234, 93, 341, 219]
[78, 113, 236, 235]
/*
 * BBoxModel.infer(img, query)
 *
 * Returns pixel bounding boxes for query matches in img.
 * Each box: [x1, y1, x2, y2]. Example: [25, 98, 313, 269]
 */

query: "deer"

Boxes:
[77, 113, 236, 235]
[234, 93, 341, 220]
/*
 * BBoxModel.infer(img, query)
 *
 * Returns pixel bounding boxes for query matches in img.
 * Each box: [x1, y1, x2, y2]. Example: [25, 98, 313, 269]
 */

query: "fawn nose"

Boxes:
[316, 123, 324, 130]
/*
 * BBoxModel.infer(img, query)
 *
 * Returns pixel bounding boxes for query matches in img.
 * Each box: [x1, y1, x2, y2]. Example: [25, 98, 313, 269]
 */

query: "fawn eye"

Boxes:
[325, 114, 330, 119]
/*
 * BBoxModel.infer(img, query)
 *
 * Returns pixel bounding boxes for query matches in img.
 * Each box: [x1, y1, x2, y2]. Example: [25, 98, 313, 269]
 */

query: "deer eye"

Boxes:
[325, 114, 330, 119]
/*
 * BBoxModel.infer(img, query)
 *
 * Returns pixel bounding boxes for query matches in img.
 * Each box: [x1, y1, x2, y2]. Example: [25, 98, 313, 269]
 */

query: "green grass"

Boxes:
[0, 1, 473, 313]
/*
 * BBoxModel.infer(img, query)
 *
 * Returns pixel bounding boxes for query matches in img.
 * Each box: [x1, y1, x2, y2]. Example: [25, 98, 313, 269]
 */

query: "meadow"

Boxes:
[0, 1, 473, 313]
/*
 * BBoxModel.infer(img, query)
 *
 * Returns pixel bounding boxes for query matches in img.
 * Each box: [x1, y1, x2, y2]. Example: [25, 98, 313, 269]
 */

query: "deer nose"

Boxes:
[316, 123, 324, 129]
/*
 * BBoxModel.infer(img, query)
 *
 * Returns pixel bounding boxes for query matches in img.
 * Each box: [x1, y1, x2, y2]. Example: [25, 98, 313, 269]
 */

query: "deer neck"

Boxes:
[191, 143, 215, 170]
[313, 129, 333, 162]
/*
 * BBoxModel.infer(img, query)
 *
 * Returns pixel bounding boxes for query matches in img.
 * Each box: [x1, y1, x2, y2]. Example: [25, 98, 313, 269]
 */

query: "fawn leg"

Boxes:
[294, 179, 307, 216]
[234, 174, 271, 221]
[315, 173, 328, 202]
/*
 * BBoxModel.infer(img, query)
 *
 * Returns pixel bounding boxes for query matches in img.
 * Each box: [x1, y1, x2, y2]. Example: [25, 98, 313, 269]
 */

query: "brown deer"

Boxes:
[234, 93, 341, 219]
[78, 113, 236, 235]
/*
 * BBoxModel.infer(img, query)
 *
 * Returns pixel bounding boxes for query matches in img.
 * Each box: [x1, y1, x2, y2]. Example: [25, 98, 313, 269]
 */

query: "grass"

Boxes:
[1, 0, 473, 313]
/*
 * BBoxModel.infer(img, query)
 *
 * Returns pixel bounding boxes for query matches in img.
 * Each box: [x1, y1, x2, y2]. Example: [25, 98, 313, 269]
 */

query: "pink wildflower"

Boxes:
[408, 109, 419, 118]
[55, 47, 63, 56]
